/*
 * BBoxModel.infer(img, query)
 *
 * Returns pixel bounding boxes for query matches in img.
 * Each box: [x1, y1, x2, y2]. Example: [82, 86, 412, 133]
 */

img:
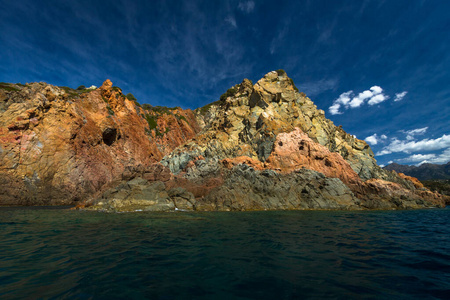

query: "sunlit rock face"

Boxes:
[170, 70, 380, 178]
[91, 71, 446, 211]
[0, 81, 200, 205]
[0, 72, 446, 209]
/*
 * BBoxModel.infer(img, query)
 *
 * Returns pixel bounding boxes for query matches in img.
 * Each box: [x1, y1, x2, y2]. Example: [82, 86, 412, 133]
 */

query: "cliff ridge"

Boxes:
[0, 72, 446, 210]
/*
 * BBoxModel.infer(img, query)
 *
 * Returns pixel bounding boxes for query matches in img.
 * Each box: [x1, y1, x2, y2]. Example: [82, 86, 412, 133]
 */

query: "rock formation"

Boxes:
[0, 71, 446, 210]
[0, 81, 199, 205]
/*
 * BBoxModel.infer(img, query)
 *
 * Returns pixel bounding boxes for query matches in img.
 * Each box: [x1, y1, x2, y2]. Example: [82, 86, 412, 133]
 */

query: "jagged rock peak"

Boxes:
[100, 79, 113, 90]
[257, 70, 299, 91]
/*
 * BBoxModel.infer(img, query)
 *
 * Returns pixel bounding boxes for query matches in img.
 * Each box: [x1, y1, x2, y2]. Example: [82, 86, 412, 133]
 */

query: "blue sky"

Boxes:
[1, 0, 449, 166]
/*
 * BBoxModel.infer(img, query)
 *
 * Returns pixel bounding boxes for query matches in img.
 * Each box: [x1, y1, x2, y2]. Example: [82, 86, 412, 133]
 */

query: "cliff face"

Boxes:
[91, 71, 446, 211]
[0, 72, 446, 210]
[0, 81, 200, 205]
[188, 71, 382, 180]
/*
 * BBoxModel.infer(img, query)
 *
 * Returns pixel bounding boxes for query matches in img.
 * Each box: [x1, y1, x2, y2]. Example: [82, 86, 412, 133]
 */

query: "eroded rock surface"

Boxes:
[0, 72, 446, 210]
[0, 81, 200, 205]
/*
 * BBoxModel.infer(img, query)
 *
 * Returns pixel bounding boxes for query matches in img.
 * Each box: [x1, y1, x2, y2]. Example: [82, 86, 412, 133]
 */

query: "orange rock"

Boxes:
[149, 108, 201, 156]
[0, 81, 200, 205]
[397, 172, 425, 189]
[100, 79, 113, 89]
[221, 156, 264, 170]
[265, 128, 361, 186]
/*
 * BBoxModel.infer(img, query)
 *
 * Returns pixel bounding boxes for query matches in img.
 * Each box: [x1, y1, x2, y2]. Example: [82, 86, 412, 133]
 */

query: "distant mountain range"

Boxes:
[383, 162, 450, 180]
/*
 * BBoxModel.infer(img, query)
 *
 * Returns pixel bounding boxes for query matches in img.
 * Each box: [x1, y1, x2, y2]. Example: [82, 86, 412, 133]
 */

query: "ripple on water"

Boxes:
[0, 208, 449, 299]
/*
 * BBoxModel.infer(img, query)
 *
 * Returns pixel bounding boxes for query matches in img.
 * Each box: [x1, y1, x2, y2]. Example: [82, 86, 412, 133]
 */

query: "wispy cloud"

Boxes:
[148, 2, 254, 107]
[238, 1, 255, 13]
[397, 149, 450, 165]
[376, 134, 450, 156]
[394, 91, 407, 101]
[373, 127, 449, 166]
[403, 127, 428, 140]
[269, 19, 290, 55]
[299, 78, 338, 97]
[398, 153, 437, 163]
[225, 16, 237, 28]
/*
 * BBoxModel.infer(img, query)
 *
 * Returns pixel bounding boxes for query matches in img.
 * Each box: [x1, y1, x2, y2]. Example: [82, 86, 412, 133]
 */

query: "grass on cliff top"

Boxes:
[125, 93, 142, 107]
[59, 86, 79, 97]
[220, 87, 237, 101]
[60, 85, 96, 97]
[289, 78, 299, 92]
[0, 82, 20, 92]
[148, 105, 179, 114]
[140, 104, 186, 138]
[275, 69, 299, 92]
[197, 100, 222, 116]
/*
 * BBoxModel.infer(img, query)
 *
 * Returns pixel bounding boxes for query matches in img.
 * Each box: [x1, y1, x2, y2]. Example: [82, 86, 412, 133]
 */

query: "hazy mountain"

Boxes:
[383, 162, 450, 180]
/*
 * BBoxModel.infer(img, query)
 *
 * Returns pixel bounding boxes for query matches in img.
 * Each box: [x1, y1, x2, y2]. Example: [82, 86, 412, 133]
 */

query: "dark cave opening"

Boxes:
[102, 128, 117, 146]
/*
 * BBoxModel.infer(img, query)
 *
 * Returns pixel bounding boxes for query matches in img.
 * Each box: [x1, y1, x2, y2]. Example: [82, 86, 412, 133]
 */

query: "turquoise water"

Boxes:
[1, 207, 449, 299]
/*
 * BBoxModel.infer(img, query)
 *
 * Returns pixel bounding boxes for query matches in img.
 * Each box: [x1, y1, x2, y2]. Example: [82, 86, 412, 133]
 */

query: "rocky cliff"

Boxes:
[0, 71, 446, 210]
[0, 81, 199, 205]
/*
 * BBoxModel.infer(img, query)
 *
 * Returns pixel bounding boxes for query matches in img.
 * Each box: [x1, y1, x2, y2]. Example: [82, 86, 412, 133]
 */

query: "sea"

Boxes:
[0, 207, 449, 299]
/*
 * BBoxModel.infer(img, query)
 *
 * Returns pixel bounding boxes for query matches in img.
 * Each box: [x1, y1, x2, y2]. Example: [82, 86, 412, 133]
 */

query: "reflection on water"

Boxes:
[0, 207, 449, 299]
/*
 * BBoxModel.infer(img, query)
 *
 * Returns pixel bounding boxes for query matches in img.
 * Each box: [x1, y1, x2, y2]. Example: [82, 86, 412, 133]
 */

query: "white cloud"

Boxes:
[349, 90, 373, 108]
[364, 133, 387, 145]
[365, 134, 379, 145]
[388, 160, 393, 164]
[329, 103, 342, 115]
[328, 91, 353, 115]
[376, 134, 450, 155]
[377, 149, 392, 155]
[399, 153, 436, 163]
[404, 127, 428, 140]
[416, 148, 450, 165]
[368, 94, 388, 105]
[328, 85, 391, 114]
[348, 97, 363, 108]
[379, 164, 385, 168]
[336, 91, 353, 105]
[394, 91, 407, 101]
[405, 127, 428, 136]
[370, 85, 383, 94]
[238, 1, 255, 13]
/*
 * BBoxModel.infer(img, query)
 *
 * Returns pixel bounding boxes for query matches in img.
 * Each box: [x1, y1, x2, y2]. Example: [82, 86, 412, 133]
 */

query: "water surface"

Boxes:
[1, 207, 449, 299]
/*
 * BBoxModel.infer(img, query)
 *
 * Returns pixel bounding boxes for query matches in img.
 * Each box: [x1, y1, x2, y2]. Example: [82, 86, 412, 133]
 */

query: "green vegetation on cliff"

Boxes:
[140, 104, 186, 138]
[197, 100, 221, 116]
[220, 87, 237, 101]
[422, 179, 450, 196]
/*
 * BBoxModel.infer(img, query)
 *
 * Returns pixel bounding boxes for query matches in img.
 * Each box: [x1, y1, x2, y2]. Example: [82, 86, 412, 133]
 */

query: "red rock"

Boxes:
[221, 156, 264, 170]
[265, 128, 361, 186]
[0, 81, 200, 205]
[397, 172, 425, 189]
